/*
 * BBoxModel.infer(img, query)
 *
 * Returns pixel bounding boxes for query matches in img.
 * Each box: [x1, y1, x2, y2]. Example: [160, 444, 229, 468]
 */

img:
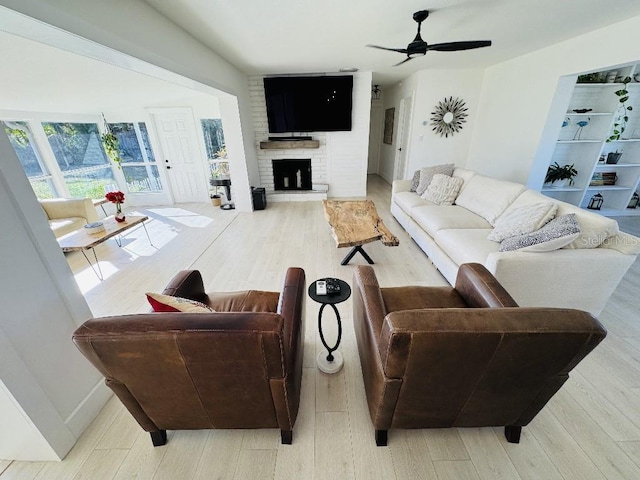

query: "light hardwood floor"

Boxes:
[3, 175, 640, 479]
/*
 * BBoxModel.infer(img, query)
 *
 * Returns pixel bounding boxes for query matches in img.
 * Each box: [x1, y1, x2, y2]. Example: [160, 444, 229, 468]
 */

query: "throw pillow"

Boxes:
[146, 292, 216, 313]
[488, 202, 558, 242]
[410, 170, 421, 192]
[415, 163, 455, 195]
[421, 174, 464, 206]
[499, 214, 580, 252]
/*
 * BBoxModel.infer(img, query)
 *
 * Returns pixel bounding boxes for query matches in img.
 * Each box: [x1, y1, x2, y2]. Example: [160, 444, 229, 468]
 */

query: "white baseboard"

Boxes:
[64, 380, 112, 438]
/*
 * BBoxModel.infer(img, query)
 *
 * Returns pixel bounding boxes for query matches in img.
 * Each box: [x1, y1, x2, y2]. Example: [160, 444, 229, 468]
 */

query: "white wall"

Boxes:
[468, 15, 640, 184]
[0, 131, 111, 460]
[249, 72, 372, 198]
[378, 69, 484, 182]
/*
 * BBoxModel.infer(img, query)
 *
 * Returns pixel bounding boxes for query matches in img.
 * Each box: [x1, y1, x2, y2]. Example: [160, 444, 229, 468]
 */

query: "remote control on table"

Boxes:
[316, 280, 327, 295]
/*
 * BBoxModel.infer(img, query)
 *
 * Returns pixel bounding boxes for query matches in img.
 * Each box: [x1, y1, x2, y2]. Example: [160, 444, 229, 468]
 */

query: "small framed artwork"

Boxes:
[383, 108, 395, 144]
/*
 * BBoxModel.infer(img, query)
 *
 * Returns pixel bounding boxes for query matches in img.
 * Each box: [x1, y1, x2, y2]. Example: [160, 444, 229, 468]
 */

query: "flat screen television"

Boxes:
[263, 75, 353, 133]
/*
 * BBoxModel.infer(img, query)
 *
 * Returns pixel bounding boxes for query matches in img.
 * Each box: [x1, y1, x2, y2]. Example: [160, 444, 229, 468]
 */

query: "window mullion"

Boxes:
[29, 120, 69, 197]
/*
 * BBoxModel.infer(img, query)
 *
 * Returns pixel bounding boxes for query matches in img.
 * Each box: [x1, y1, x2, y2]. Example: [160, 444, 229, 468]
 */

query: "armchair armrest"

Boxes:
[454, 263, 518, 308]
[162, 270, 207, 302]
[277, 267, 306, 369]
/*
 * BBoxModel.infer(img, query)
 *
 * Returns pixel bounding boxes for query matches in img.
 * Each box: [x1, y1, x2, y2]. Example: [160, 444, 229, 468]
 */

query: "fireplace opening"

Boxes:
[272, 159, 312, 191]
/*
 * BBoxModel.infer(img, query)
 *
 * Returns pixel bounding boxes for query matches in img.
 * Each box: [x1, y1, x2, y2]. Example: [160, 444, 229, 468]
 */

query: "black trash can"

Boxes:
[252, 187, 267, 210]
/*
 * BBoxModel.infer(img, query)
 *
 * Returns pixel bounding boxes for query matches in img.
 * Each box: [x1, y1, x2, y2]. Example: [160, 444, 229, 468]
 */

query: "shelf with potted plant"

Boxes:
[537, 63, 640, 216]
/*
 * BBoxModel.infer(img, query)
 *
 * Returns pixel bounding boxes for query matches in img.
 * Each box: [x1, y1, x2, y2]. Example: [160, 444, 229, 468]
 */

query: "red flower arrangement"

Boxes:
[105, 191, 126, 221]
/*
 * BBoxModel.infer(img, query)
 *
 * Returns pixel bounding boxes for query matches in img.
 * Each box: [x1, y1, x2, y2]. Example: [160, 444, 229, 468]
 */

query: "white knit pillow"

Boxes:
[415, 164, 455, 195]
[488, 202, 558, 242]
[421, 174, 464, 206]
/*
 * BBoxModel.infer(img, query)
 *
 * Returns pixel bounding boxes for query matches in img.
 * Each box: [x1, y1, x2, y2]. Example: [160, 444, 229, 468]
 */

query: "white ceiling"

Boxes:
[144, 0, 640, 85]
[1, 0, 640, 115]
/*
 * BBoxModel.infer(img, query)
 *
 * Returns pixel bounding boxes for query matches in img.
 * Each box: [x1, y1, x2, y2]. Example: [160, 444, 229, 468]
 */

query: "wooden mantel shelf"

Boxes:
[260, 140, 320, 149]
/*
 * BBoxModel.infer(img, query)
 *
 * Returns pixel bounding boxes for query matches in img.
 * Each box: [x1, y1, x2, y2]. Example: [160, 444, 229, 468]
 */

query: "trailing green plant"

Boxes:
[101, 114, 122, 168]
[607, 76, 633, 142]
[101, 131, 122, 168]
[545, 162, 578, 185]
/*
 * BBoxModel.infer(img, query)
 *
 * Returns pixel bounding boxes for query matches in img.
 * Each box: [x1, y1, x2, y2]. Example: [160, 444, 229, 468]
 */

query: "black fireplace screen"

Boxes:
[272, 159, 312, 191]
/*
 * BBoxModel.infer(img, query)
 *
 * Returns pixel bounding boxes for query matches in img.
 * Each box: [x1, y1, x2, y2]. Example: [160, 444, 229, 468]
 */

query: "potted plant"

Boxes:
[210, 193, 222, 206]
[545, 162, 578, 187]
[607, 76, 633, 142]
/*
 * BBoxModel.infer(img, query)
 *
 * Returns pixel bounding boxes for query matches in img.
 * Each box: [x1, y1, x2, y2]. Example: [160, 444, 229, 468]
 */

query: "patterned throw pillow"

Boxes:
[146, 292, 216, 313]
[421, 174, 464, 205]
[499, 214, 580, 252]
[410, 170, 421, 192]
[415, 164, 455, 195]
[488, 202, 558, 242]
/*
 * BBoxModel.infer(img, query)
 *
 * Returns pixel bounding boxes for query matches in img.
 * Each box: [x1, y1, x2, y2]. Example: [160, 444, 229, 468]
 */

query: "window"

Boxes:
[201, 119, 228, 178]
[3, 121, 58, 199]
[43, 122, 117, 199]
[108, 122, 162, 193]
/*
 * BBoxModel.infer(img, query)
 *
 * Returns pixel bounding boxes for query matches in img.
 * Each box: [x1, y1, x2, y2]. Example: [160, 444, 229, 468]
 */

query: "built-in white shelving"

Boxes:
[540, 63, 640, 216]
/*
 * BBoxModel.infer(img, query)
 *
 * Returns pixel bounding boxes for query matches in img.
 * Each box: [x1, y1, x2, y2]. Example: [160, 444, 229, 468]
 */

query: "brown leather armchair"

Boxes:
[73, 267, 305, 446]
[352, 263, 606, 446]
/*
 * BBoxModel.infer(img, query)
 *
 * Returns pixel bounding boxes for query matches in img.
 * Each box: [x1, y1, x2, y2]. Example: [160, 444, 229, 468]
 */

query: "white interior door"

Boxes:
[150, 108, 209, 203]
[393, 95, 413, 180]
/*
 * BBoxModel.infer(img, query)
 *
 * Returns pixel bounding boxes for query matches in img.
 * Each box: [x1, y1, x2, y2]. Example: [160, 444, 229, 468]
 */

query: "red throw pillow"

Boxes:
[146, 292, 215, 313]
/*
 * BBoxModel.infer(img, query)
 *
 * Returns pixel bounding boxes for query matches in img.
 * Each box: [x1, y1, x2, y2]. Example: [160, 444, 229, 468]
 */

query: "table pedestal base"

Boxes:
[341, 245, 374, 265]
[317, 350, 343, 374]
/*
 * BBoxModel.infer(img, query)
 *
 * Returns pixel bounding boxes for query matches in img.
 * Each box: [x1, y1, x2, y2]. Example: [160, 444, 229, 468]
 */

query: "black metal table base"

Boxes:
[341, 245, 374, 266]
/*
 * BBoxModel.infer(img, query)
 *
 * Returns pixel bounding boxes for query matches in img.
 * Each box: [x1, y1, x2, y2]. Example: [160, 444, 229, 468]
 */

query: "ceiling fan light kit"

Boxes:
[367, 10, 492, 66]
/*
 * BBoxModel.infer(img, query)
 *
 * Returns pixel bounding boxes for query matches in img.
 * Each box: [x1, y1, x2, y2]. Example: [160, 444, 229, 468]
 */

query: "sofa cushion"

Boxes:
[501, 189, 555, 214]
[454, 174, 526, 225]
[146, 292, 216, 313]
[555, 201, 619, 249]
[412, 206, 492, 237]
[416, 163, 455, 195]
[499, 214, 581, 252]
[394, 191, 434, 214]
[434, 228, 499, 266]
[488, 202, 558, 242]
[421, 174, 464, 206]
[452, 167, 476, 193]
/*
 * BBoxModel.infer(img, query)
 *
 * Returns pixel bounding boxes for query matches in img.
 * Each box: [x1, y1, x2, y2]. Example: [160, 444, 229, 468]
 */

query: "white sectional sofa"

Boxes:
[391, 168, 640, 316]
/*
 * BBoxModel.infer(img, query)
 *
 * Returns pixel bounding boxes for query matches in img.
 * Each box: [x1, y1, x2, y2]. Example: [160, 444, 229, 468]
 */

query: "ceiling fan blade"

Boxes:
[427, 40, 492, 52]
[393, 57, 414, 67]
[367, 44, 408, 54]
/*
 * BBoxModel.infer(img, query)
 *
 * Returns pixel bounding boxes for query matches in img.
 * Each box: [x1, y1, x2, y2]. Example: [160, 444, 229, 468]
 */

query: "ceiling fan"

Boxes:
[367, 10, 491, 66]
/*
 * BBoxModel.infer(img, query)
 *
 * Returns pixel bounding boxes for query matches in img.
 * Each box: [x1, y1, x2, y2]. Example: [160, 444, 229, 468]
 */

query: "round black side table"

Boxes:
[308, 278, 351, 374]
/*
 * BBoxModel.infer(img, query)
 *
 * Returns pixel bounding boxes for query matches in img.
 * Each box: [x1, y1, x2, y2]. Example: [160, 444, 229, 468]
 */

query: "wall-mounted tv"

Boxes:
[263, 75, 353, 133]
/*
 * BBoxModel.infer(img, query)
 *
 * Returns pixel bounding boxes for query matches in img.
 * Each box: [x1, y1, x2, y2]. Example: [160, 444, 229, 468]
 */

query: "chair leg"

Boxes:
[150, 430, 167, 447]
[504, 426, 522, 444]
[281, 429, 293, 445]
[375, 430, 388, 446]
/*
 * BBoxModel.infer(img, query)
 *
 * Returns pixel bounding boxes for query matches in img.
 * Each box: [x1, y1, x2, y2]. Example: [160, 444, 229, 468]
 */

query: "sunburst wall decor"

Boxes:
[430, 97, 468, 138]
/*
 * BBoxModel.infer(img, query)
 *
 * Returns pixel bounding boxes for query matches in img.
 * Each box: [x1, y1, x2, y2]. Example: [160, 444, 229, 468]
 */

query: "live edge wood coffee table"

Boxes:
[57, 215, 151, 280]
[322, 200, 399, 265]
